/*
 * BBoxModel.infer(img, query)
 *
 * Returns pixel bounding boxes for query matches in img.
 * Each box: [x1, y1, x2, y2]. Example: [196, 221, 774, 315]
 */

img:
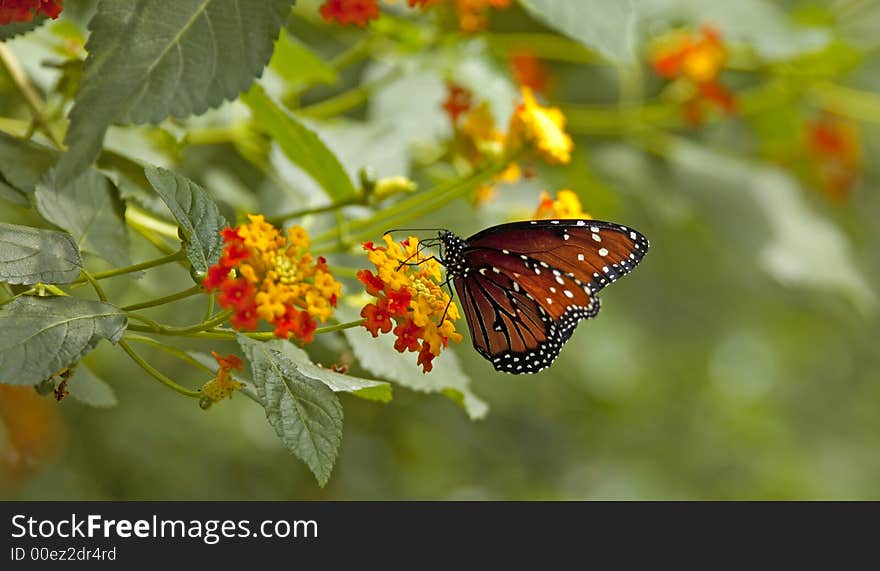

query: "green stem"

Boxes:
[297, 68, 404, 119]
[313, 158, 513, 248]
[123, 333, 214, 374]
[126, 318, 365, 340]
[266, 196, 362, 226]
[80, 270, 108, 302]
[71, 250, 185, 285]
[330, 35, 374, 71]
[121, 284, 202, 312]
[0, 44, 63, 149]
[118, 339, 201, 398]
[125, 205, 181, 240]
[203, 293, 215, 322]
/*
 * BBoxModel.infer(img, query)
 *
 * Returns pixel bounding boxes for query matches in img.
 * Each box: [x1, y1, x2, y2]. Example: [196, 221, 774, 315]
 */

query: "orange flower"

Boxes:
[204, 215, 342, 343]
[534, 189, 591, 219]
[199, 352, 245, 409]
[319, 0, 379, 27]
[358, 235, 462, 373]
[0, 0, 62, 25]
[806, 112, 863, 201]
[510, 51, 551, 94]
[454, 0, 510, 33]
[649, 25, 736, 125]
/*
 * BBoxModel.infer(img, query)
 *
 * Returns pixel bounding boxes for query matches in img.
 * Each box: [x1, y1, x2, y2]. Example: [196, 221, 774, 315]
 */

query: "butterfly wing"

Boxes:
[453, 219, 648, 374]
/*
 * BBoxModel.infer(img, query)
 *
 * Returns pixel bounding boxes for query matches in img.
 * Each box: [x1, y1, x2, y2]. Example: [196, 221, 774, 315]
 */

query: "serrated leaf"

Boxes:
[35, 169, 132, 267]
[242, 84, 358, 202]
[0, 132, 57, 193]
[0, 223, 82, 285]
[238, 335, 343, 486]
[67, 363, 117, 408]
[519, 0, 637, 63]
[339, 307, 488, 419]
[57, 0, 295, 179]
[270, 31, 339, 87]
[274, 342, 392, 403]
[0, 16, 48, 40]
[144, 166, 227, 276]
[0, 297, 127, 385]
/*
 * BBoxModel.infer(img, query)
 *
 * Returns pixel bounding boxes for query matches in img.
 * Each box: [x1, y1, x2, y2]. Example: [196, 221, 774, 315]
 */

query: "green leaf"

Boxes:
[238, 336, 343, 486]
[67, 363, 118, 408]
[0, 180, 29, 207]
[338, 308, 488, 419]
[0, 297, 127, 386]
[0, 16, 48, 40]
[0, 223, 82, 285]
[519, 0, 637, 63]
[274, 342, 392, 403]
[242, 84, 358, 202]
[57, 0, 295, 179]
[0, 132, 57, 193]
[666, 138, 875, 312]
[270, 31, 339, 87]
[144, 166, 227, 277]
[35, 169, 132, 267]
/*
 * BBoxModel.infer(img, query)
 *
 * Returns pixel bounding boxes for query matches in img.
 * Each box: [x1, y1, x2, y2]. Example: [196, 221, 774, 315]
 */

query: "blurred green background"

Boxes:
[2, 0, 880, 499]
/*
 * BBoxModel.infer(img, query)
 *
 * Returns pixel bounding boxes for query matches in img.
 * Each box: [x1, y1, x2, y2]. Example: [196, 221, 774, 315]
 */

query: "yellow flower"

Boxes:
[508, 86, 573, 164]
[462, 102, 505, 157]
[534, 189, 591, 219]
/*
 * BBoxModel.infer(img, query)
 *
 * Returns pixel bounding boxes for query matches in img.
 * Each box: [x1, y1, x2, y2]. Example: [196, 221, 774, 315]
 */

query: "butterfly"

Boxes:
[435, 219, 649, 374]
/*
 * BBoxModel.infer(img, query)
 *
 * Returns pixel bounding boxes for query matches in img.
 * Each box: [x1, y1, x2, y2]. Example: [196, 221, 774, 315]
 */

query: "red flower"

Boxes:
[319, 0, 379, 27]
[217, 277, 255, 310]
[212, 352, 244, 371]
[357, 269, 385, 296]
[230, 302, 259, 331]
[0, 0, 62, 25]
[417, 344, 436, 373]
[387, 289, 412, 316]
[442, 83, 473, 124]
[361, 299, 393, 337]
[510, 51, 551, 94]
[203, 264, 232, 291]
[393, 319, 423, 353]
[274, 307, 318, 343]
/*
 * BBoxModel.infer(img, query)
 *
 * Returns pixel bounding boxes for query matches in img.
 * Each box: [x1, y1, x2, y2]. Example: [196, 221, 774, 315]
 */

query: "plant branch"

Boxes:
[0, 43, 63, 149]
[118, 339, 201, 398]
[121, 284, 203, 312]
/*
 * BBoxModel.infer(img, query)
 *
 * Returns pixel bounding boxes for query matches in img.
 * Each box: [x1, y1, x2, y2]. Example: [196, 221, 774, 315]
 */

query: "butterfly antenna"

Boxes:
[384, 227, 449, 236]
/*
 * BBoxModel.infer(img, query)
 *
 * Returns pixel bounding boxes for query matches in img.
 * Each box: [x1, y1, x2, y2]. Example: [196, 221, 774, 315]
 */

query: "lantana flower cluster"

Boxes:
[649, 25, 736, 125]
[0, 0, 62, 25]
[204, 215, 342, 344]
[441, 82, 574, 205]
[319, 0, 510, 32]
[358, 235, 463, 373]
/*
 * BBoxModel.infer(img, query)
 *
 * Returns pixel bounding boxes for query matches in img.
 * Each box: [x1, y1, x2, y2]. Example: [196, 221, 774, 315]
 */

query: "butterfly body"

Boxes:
[439, 219, 649, 374]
